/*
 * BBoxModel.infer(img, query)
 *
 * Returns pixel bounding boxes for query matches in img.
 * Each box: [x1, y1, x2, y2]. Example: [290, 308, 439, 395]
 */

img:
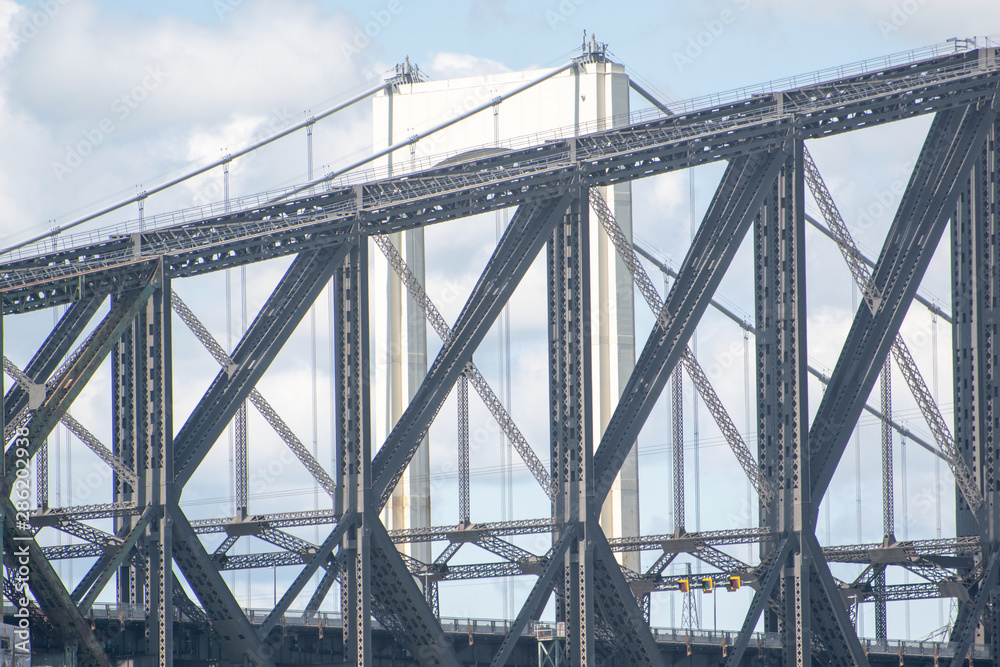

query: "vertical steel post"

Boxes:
[951, 114, 1000, 653]
[114, 294, 143, 611]
[457, 376, 470, 524]
[671, 370, 684, 532]
[756, 140, 809, 663]
[122, 270, 173, 667]
[336, 241, 371, 665]
[876, 363, 892, 640]
[548, 190, 593, 666]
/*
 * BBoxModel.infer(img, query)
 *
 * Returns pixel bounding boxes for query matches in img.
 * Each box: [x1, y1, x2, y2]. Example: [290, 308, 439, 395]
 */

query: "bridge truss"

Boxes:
[2, 42, 1000, 666]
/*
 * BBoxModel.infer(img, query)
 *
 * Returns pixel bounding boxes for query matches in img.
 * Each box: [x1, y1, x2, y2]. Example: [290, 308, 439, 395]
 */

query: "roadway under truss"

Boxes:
[2, 42, 1000, 666]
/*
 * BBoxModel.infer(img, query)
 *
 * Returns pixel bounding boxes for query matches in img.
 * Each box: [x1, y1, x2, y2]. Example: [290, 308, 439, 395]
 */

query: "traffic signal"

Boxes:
[727, 575, 741, 592]
[678, 579, 690, 593]
[700, 577, 714, 593]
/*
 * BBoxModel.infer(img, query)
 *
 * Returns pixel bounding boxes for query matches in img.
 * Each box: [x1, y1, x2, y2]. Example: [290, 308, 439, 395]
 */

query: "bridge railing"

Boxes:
[4, 602, 991, 657]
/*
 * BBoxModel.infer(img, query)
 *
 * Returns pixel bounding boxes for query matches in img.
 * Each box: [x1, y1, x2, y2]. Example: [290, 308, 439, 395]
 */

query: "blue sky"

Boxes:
[1, 0, 998, 639]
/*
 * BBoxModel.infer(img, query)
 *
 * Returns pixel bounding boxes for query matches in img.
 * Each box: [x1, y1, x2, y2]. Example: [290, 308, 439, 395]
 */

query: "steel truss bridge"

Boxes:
[2, 39, 1000, 666]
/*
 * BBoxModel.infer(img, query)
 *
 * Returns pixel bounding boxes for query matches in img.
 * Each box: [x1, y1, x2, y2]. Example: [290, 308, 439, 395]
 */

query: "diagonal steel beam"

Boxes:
[808, 103, 998, 508]
[74, 506, 154, 611]
[3, 262, 160, 487]
[802, 144, 977, 513]
[591, 189, 773, 502]
[256, 516, 351, 639]
[593, 150, 787, 505]
[170, 290, 335, 496]
[634, 242, 947, 461]
[488, 529, 573, 667]
[171, 507, 274, 666]
[725, 535, 793, 667]
[368, 516, 461, 667]
[172, 244, 350, 488]
[373, 232, 555, 499]
[3, 356, 138, 489]
[802, 532, 870, 666]
[2, 296, 102, 426]
[590, 524, 665, 667]
[371, 195, 572, 509]
[948, 551, 1000, 667]
[303, 557, 341, 621]
[1, 495, 112, 666]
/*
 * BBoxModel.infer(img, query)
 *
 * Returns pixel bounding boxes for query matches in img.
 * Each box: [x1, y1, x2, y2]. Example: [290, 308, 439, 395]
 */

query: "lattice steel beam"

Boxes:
[802, 144, 980, 515]
[590, 189, 772, 502]
[547, 191, 595, 664]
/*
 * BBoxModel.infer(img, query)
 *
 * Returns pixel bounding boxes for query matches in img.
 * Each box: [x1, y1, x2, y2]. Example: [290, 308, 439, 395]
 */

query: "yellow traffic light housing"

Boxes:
[727, 575, 741, 591]
[678, 579, 690, 593]
[700, 577, 714, 593]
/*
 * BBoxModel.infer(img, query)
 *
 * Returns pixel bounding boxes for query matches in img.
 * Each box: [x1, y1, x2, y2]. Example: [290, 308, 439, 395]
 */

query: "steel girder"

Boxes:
[5, 50, 1000, 316]
[754, 141, 816, 664]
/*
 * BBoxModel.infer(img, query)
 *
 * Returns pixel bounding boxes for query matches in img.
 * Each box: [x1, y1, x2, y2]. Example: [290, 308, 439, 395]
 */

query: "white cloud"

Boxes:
[424, 51, 511, 79]
[0, 0, 386, 242]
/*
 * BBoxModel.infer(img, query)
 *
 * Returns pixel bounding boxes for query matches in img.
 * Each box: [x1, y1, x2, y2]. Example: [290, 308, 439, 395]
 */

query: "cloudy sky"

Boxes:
[1, 0, 997, 640]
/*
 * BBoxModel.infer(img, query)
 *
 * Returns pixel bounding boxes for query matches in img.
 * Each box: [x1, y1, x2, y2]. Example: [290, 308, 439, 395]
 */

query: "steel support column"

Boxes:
[754, 140, 810, 663]
[951, 111, 1000, 653]
[334, 240, 371, 666]
[135, 282, 173, 667]
[548, 190, 594, 665]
